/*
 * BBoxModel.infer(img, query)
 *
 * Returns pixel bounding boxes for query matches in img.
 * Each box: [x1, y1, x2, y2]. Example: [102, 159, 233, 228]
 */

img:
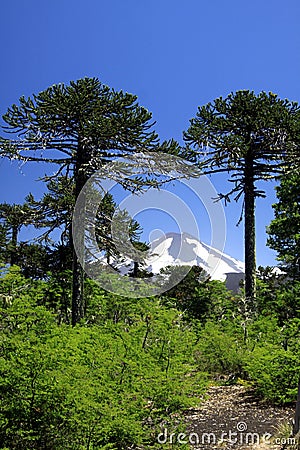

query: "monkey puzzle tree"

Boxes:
[27, 176, 146, 271]
[0, 77, 177, 325]
[183, 90, 300, 303]
[26, 176, 75, 245]
[267, 169, 300, 279]
[0, 202, 33, 266]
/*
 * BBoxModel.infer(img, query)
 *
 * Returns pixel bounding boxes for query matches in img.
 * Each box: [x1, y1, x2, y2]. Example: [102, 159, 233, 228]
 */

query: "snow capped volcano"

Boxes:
[145, 232, 244, 282]
[104, 232, 245, 292]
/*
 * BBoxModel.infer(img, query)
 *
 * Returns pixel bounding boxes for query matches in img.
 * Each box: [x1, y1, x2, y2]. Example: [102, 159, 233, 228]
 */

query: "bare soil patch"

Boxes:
[185, 385, 295, 449]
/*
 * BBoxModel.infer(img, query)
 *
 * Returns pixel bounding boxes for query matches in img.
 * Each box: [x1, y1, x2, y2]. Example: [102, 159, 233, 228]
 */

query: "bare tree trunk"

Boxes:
[132, 261, 139, 278]
[293, 376, 300, 436]
[10, 225, 18, 266]
[71, 141, 88, 326]
[244, 151, 256, 303]
[72, 253, 85, 326]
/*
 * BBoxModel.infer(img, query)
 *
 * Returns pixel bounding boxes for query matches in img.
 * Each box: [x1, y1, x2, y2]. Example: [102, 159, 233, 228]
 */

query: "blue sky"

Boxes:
[0, 0, 299, 266]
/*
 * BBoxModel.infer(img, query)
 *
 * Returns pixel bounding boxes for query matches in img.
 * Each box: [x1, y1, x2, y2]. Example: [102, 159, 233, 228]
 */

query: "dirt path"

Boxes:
[184, 385, 295, 449]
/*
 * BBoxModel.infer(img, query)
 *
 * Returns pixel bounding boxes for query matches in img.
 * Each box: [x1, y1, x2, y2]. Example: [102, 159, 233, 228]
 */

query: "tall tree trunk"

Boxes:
[293, 376, 300, 436]
[72, 252, 85, 325]
[244, 151, 256, 303]
[71, 140, 88, 326]
[10, 225, 18, 266]
[132, 261, 139, 278]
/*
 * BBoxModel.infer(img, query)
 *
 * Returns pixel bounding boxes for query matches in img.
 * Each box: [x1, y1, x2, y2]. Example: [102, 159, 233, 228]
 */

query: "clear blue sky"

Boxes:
[0, 0, 299, 266]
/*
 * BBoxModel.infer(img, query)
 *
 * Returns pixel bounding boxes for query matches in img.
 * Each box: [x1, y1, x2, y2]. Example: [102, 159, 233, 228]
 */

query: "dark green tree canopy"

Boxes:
[0, 202, 33, 233]
[267, 169, 300, 279]
[184, 90, 300, 199]
[27, 176, 146, 267]
[0, 202, 35, 266]
[0, 77, 166, 171]
[26, 176, 74, 243]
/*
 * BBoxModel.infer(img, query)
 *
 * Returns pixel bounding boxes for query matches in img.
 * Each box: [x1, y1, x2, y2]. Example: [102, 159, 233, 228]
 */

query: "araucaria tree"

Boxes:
[0, 202, 33, 266]
[184, 90, 300, 302]
[267, 168, 300, 279]
[0, 77, 173, 325]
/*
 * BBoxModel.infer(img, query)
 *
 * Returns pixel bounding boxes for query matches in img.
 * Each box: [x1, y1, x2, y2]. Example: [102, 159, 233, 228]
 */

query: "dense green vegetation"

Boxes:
[1, 78, 300, 448]
[0, 267, 208, 449]
[1, 266, 300, 449]
[267, 168, 300, 280]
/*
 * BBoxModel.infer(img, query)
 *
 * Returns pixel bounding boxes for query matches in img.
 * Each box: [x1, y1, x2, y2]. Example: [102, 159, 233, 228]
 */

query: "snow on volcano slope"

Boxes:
[99, 232, 245, 291]
[145, 232, 245, 282]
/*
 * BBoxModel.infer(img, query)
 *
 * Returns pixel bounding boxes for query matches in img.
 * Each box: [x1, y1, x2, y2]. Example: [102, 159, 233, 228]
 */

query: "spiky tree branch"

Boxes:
[0, 77, 181, 324]
[183, 90, 300, 303]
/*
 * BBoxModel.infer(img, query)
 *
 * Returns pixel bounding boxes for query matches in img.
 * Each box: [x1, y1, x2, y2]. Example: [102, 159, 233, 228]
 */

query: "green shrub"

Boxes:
[0, 285, 208, 449]
[194, 321, 247, 376]
[245, 345, 300, 404]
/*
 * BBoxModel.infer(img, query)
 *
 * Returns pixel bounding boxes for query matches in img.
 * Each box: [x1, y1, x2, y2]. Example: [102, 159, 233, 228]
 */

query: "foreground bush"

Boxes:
[2, 267, 300, 448]
[0, 274, 207, 449]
